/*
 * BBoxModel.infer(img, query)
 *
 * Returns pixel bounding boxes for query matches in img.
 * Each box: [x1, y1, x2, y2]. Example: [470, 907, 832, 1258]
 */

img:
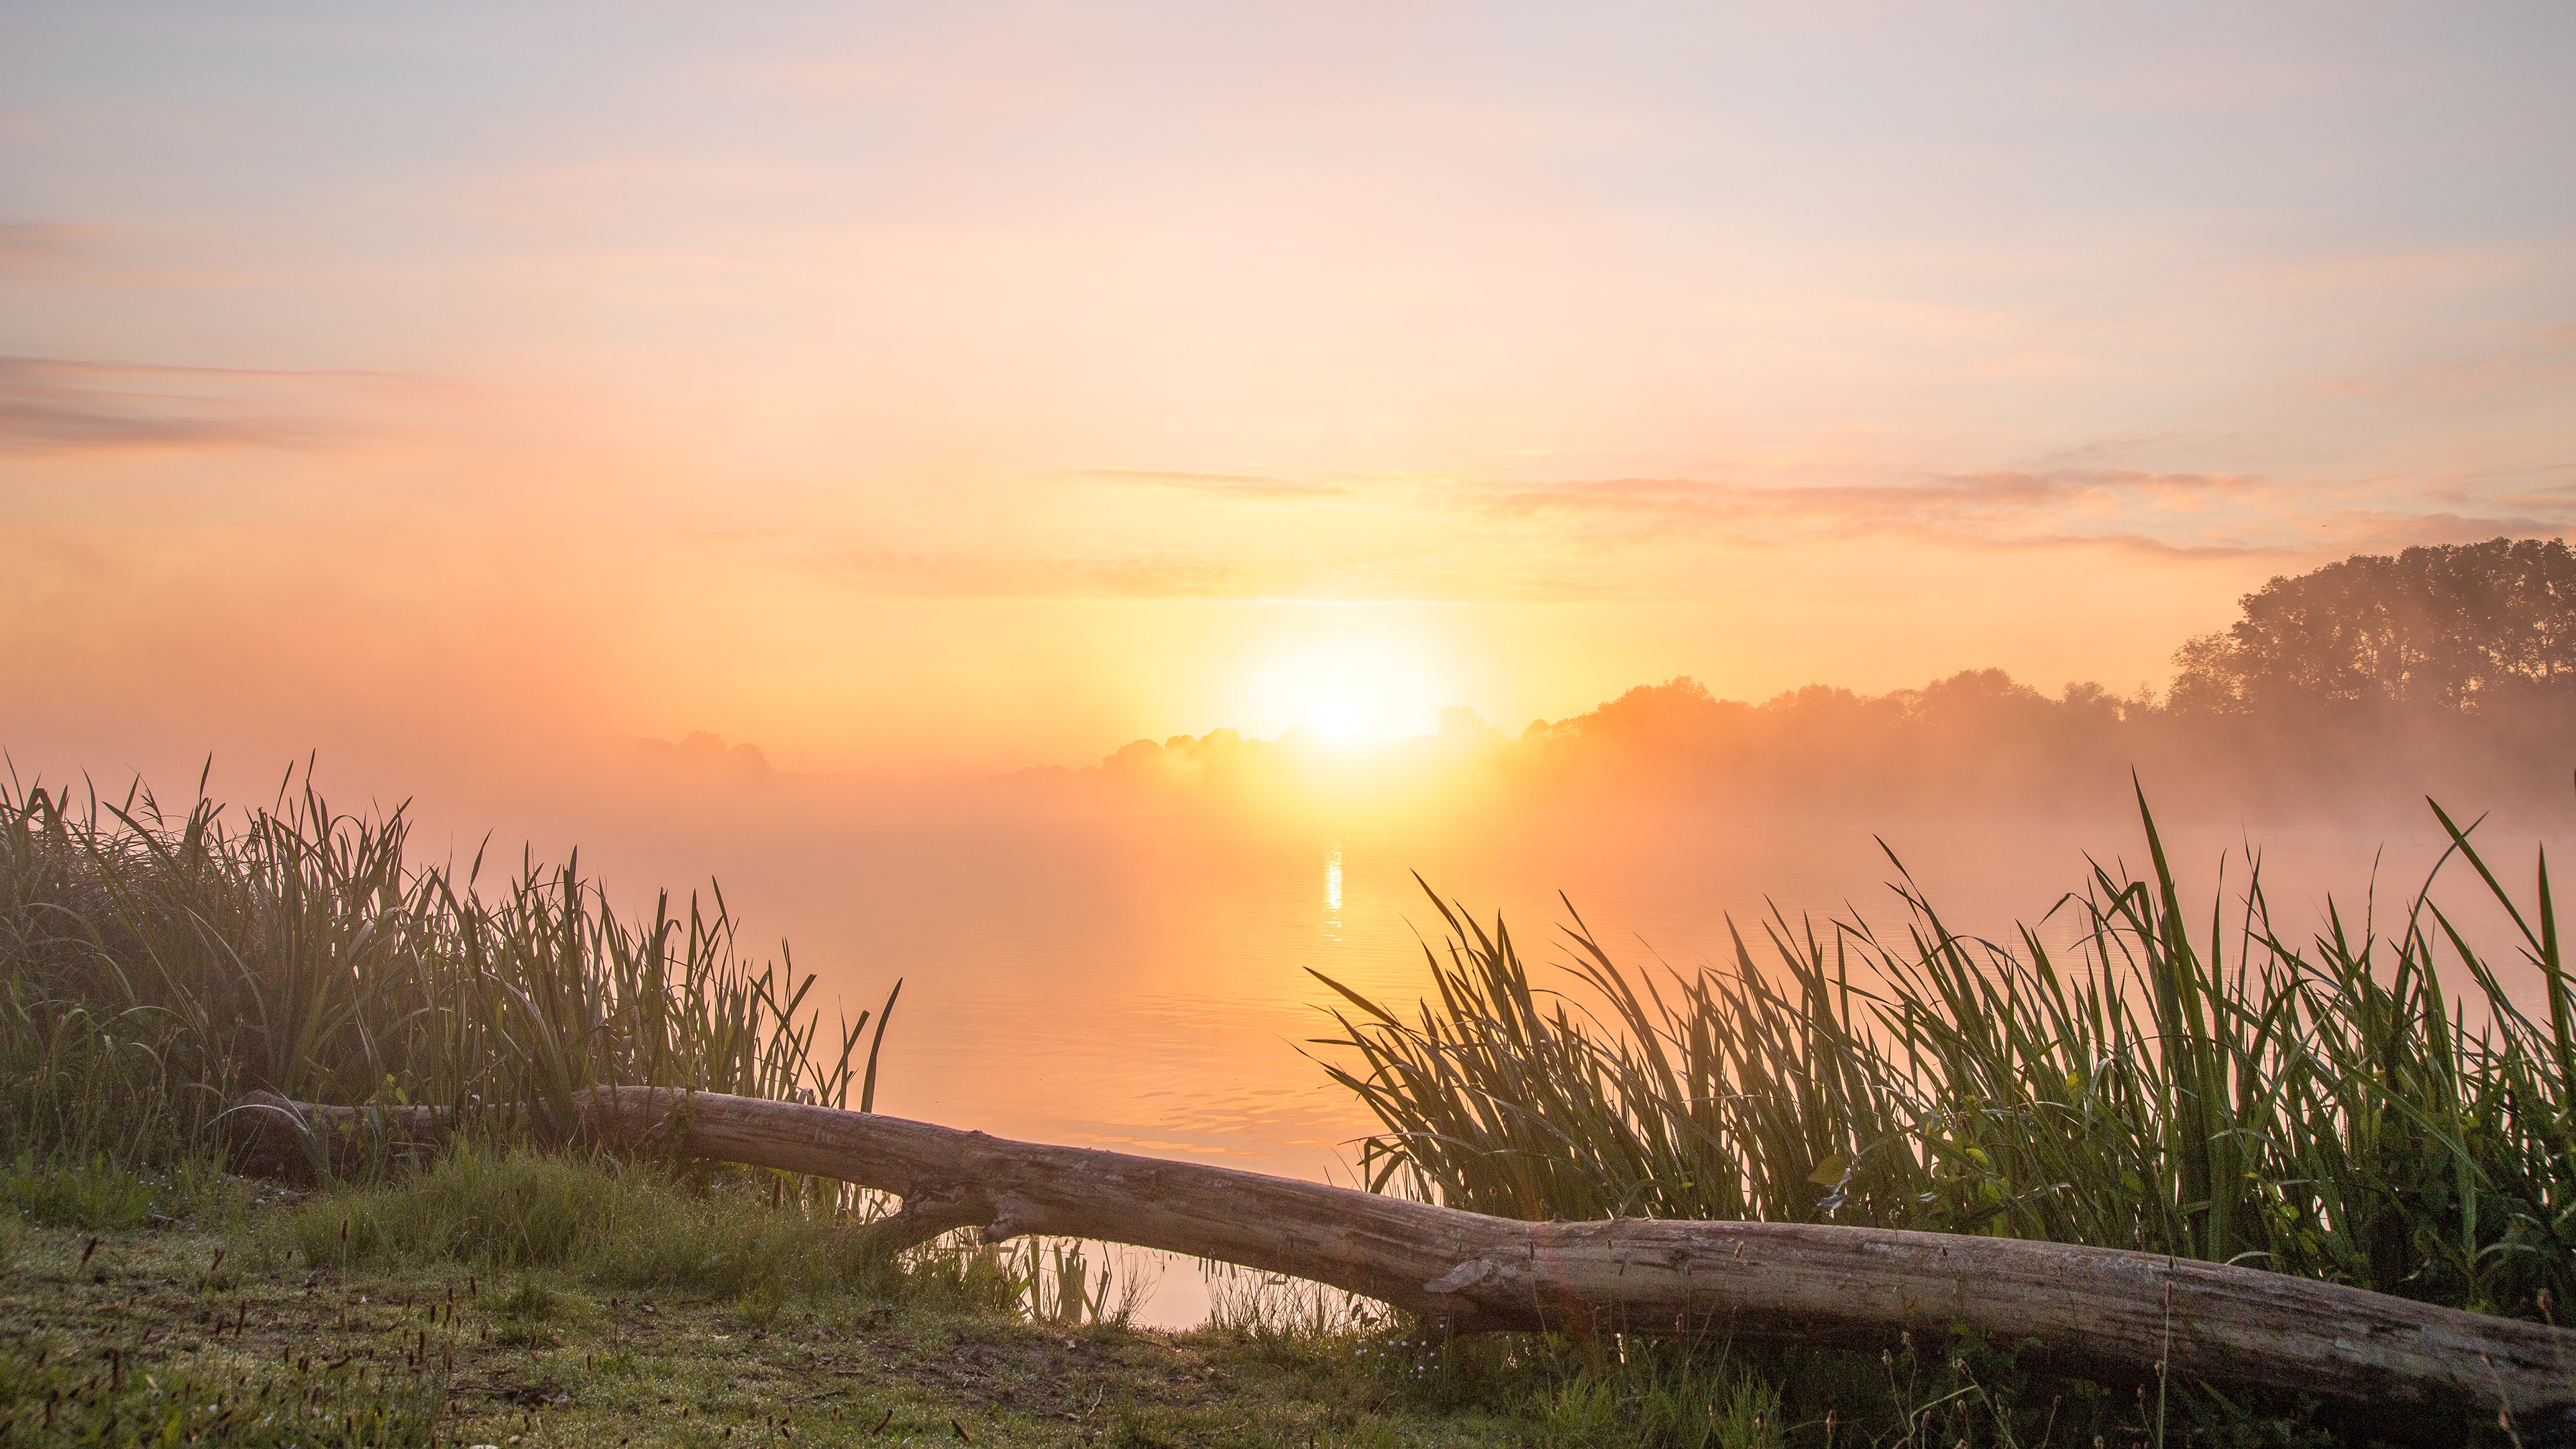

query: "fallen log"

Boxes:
[224, 1087, 2576, 1435]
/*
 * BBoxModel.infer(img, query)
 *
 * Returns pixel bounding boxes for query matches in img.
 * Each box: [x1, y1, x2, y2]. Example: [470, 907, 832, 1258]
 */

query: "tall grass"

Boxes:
[0, 767, 898, 1173]
[0, 765, 1160, 1333]
[1313, 793, 2576, 1322]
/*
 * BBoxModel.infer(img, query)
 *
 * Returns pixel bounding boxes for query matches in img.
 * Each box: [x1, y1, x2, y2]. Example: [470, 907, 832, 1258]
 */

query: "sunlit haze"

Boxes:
[7, 6, 2576, 1328]
[7, 2, 2573, 791]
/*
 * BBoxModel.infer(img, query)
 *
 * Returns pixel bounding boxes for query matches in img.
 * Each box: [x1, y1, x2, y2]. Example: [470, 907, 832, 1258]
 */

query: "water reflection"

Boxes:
[614, 802, 2525, 1325]
[1323, 843, 1344, 943]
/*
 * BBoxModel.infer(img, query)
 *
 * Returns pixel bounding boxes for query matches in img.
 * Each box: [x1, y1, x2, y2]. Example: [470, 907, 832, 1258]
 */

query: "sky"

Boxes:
[6, 1, 2575, 790]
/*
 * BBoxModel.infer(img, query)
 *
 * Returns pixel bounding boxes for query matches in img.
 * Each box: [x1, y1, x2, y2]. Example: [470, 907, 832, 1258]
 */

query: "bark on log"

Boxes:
[223, 1087, 2576, 1436]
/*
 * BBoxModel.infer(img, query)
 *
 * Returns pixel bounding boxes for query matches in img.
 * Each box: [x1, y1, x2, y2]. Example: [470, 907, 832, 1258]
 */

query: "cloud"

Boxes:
[2276, 511, 2572, 555]
[1444, 469, 2576, 563]
[2023, 431, 2200, 471]
[822, 549, 1254, 599]
[2406, 462, 2576, 513]
[1071, 468, 1355, 501]
[1456, 468, 2269, 541]
[1864, 525, 2283, 560]
[0, 357, 394, 455]
[2319, 323, 2576, 400]
[823, 455, 2567, 604]
[810, 547, 1595, 602]
[1012, 464, 2334, 570]
[992, 461, 2563, 574]
[0, 223, 106, 267]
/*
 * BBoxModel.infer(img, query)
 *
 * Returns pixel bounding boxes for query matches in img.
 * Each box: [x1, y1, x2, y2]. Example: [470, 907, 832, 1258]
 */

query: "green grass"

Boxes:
[7, 1153, 2330, 1448]
[0, 1161, 1543, 1449]
[1, 761, 2540, 1443]
[0, 769, 898, 1177]
[1311, 791, 2576, 1325]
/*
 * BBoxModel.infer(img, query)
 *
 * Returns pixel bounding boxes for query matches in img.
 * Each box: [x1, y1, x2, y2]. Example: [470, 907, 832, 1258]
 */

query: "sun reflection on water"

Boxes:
[1323, 844, 1344, 943]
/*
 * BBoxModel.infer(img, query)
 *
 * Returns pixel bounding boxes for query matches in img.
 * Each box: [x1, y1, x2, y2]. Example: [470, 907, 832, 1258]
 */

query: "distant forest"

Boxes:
[2169, 536, 2576, 712]
[1040, 537, 2576, 822]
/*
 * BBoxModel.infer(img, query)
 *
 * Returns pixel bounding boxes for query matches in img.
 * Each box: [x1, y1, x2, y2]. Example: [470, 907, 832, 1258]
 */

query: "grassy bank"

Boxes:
[1316, 793, 2576, 1327]
[0, 1156, 1524, 1449]
[6, 1148, 2346, 1448]
[1, 769, 2539, 1444]
[1, 771, 895, 1179]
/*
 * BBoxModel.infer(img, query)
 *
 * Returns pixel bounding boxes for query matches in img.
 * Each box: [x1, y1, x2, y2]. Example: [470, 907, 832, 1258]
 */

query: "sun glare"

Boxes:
[1247, 634, 1442, 744]
[1309, 690, 1367, 738]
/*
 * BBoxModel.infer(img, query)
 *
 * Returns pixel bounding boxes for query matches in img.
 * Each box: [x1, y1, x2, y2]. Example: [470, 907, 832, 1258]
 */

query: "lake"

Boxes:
[544, 787, 2544, 1325]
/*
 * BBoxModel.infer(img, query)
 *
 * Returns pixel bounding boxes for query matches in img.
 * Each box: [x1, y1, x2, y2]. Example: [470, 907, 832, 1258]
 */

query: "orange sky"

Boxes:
[5, 3, 2574, 792]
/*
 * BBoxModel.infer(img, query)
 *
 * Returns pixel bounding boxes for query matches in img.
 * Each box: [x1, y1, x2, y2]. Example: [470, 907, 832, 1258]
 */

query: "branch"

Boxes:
[223, 1088, 2576, 1441]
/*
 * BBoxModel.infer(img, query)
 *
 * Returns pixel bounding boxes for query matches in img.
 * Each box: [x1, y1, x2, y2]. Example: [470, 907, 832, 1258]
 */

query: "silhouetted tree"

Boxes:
[2169, 537, 2576, 712]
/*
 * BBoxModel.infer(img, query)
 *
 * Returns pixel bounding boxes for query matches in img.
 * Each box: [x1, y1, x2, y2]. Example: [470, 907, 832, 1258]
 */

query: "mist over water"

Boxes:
[92, 667, 2555, 1193]
[14, 647, 2572, 1326]
[9, 0, 2573, 1384]
[718, 800, 2555, 1175]
[498, 772, 2554, 1325]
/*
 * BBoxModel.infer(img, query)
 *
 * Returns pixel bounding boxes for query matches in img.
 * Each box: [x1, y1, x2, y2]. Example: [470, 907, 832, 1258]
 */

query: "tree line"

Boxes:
[2169, 536, 2576, 713]
[1030, 537, 2575, 822]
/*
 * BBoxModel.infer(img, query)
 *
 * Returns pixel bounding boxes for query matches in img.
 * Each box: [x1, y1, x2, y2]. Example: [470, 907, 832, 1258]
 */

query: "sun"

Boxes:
[1247, 635, 1441, 743]
[1308, 689, 1368, 739]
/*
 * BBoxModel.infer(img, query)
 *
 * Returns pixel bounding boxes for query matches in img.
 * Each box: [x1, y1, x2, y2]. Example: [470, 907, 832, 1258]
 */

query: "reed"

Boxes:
[0, 767, 897, 1173]
[1313, 791, 2576, 1322]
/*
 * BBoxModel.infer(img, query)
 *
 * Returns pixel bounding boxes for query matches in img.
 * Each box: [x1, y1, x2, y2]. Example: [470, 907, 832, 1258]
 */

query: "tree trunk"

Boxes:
[223, 1087, 2576, 1437]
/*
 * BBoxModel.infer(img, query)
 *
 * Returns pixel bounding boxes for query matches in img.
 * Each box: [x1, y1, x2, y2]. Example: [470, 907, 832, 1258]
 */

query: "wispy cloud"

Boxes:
[2277, 511, 2573, 555]
[0, 223, 107, 267]
[1846, 523, 2283, 560]
[2404, 462, 2576, 513]
[1455, 468, 2270, 542]
[2320, 323, 2576, 400]
[1070, 468, 1356, 501]
[821, 549, 1253, 599]
[1051, 462, 2567, 568]
[0, 357, 397, 455]
[809, 546, 1593, 602]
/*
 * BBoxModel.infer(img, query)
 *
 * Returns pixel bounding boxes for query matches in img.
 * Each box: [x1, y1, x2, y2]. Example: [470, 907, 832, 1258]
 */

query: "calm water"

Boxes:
[525, 790, 2553, 1326]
